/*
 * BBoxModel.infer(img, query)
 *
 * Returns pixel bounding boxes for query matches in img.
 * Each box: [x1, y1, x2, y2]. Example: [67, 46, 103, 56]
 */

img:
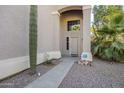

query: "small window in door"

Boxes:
[66, 37, 69, 50]
[67, 20, 80, 31]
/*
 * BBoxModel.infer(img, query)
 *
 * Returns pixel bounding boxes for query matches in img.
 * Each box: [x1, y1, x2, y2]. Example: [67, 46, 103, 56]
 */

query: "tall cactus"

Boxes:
[29, 5, 37, 74]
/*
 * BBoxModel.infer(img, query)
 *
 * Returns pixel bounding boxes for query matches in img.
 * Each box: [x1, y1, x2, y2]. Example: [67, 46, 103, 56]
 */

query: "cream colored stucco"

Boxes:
[0, 6, 30, 60]
[0, 5, 91, 60]
[82, 6, 91, 52]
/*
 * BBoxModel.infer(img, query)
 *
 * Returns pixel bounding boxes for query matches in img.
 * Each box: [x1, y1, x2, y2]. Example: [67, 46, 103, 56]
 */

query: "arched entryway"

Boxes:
[52, 5, 91, 58]
[59, 8, 83, 57]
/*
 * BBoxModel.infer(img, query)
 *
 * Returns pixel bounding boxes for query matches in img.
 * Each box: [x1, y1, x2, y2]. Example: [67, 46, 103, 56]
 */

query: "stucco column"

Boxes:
[51, 11, 60, 51]
[82, 6, 91, 53]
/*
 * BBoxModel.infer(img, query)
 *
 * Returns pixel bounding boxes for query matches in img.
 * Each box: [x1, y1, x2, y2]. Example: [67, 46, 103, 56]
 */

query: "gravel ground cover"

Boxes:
[0, 60, 61, 88]
[59, 58, 124, 88]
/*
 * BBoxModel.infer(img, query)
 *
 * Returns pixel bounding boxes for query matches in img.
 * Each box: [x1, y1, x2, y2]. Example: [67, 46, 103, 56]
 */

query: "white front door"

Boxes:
[60, 11, 83, 56]
[70, 37, 78, 56]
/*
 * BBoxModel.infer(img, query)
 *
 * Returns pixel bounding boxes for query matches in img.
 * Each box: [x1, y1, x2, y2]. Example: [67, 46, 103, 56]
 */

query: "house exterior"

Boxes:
[0, 5, 91, 80]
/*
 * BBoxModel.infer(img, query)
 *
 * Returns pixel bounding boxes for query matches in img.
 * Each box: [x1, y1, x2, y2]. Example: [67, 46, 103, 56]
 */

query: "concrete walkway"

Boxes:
[26, 57, 77, 88]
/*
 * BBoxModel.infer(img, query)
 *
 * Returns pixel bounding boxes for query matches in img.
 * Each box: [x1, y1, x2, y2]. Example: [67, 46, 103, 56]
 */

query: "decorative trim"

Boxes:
[51, 11, 60, 16]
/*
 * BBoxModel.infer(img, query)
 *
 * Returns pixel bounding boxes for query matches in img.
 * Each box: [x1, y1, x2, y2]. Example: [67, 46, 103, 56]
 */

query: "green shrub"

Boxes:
[92, 5, 124, 62]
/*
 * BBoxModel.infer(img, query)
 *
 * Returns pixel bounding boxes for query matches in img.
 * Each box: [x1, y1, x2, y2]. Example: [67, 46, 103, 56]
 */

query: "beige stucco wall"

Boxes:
[38, 6, 55, 52]
[0, 5, 63, 60]
[0, 5, 30, 60]
[82, 7, 91, 52]
[0, 5, 68, 60]
[0, 5, 91, 60]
